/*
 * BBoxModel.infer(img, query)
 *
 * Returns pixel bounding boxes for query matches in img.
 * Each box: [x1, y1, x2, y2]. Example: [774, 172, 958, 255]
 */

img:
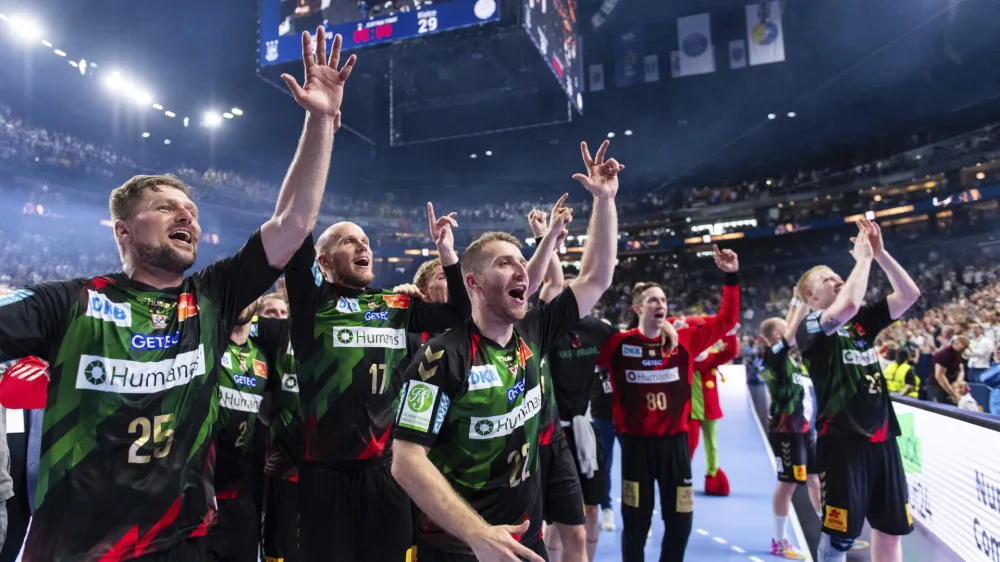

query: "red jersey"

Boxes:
[597, 275, 740, 437]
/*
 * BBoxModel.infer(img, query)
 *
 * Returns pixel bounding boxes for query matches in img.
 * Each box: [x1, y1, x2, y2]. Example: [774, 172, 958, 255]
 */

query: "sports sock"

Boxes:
[773, 515, 788, 542]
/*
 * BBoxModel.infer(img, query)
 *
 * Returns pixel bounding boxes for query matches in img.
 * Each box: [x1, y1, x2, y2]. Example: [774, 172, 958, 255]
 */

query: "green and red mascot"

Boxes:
[669, 315, 739, 497]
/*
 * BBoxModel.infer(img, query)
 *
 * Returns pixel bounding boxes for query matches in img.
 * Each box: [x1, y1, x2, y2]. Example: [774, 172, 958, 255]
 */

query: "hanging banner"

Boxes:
[746, 1, 786, 66]
[677, 13, 715, 76]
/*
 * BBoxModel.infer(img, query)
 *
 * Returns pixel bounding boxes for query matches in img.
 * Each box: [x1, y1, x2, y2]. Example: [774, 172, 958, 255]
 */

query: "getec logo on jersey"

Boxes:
[842, 348, 878, 366]
[130, 332, 180, 350]
[219, 386, 263, 413]
[364, 311, 389, 322]
[86, 290, 132, 327]
[625, 368, 680, 384]
[470, 385, 542, 440]
[332, 327, 405, 349]
[468, 365, 503, 391]
[76, 345, 206, 394]
[622, 344, 643, 358]
[507, 378, 526, 403]
[400, 381, 439, 432]
[233, 374, 257, 388]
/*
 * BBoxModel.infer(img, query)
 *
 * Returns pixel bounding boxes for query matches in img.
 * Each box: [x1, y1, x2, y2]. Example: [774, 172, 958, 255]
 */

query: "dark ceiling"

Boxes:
[2, 0, 999, 206]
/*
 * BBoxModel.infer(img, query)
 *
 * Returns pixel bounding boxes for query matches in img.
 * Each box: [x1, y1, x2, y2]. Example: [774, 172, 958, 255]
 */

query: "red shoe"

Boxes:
[704, 468, 730, 496]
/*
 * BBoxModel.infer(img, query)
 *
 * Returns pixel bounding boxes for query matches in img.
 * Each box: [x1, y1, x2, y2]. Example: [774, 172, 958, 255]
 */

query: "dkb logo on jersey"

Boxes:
[76, 345, 207, 394]
[336, 297, 360, 313]
[469, 386, 542, 440]
[622, 344, 643, 358]
[399, 382, 439, 433]
[86, 290, 132, 327]
[468, 365, 503, 391]
[333, 327, 405, 349]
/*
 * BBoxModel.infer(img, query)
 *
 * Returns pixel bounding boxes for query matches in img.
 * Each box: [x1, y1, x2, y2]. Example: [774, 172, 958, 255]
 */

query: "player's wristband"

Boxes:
[534, 236, 544, 247]
[723, 272, 740, 286]
[789, 297, 801, 308]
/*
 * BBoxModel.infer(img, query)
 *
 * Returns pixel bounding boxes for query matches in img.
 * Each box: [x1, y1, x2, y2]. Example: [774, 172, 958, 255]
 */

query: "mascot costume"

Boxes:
[668, 315, 739, 496]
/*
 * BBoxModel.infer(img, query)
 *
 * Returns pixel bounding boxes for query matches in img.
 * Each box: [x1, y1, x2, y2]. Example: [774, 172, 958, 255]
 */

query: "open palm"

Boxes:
[572, 140, 625, 200]
[281, 27, 357, 123]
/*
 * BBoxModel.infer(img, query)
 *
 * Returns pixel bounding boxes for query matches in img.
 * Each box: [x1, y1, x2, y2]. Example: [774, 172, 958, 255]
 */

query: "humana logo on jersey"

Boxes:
[76, 345, 206, 394]
[219, 386, 263, 413]
[469, 386, 542, 440]
[626, 368, 680, 384]
[842, 348, 879, 366]
[332, 327, 405, 349]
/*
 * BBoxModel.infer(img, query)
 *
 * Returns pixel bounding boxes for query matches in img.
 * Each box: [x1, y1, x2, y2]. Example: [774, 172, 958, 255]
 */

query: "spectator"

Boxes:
[967, 323, 995, 383]
[929, 335, 970, 404]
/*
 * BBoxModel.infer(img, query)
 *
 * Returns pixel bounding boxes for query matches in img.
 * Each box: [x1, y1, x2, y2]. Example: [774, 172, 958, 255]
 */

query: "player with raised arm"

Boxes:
[795, 219, 921, 562]
[391, 140, 621, 562]
[597, 246, 740, 562]
[757, 288, 818, 561]
[285, 199, 478, 562]
[529, 204, 616, 562]
[0, 27, 354, 562]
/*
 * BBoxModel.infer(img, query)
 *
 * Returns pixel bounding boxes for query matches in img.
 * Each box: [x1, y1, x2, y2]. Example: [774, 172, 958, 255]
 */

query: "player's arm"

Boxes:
[687, 247, 741, 355]
[783, 287, 810, 348]
[817, 220, 876, 335]
[714, 332, 740, 366]
[865, 222, 921, 320]
[0, 282, 80, 363]
[526, 197, 571, 300]
[565, 141, 621, 317]
[260, 29, 356, 269]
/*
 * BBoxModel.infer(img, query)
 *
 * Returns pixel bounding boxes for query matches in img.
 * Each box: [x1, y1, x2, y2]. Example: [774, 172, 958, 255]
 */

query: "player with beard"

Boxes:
[285, 201, 483, 561]
[794, 219, 920, 562]
[204, 298, 283, 562]
[392, 140, 621, 562]
[597, 246, 740, 562]
[0, 28, 354, 562]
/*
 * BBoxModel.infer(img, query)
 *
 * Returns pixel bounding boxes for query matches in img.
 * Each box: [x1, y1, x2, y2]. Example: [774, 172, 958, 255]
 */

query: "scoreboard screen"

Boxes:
[260, 0, 501, 65]
[523, 0, 583, 114]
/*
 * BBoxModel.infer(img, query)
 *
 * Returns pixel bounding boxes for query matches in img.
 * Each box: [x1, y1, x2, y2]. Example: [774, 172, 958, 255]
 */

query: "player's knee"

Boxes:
[818, 532, 853, 556]
[557, 523, 586, 549]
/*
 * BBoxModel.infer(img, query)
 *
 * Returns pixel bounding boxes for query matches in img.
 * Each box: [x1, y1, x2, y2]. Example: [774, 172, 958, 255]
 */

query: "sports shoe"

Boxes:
[600, 508, 616, 531]
[770, 538, 807, 560]
[851, 539, 870, 550]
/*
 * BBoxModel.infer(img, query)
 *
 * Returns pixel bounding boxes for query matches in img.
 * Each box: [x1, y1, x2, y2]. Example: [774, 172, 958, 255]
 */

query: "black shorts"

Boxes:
[768, 432, 817, 484]
[263, 476, 299, 562]
[204, 490, 260, 562]
[540, 437, 586, 526]
[416, 537, 548, 562]
[817, 436, 914, 539]
[298, 459, 412, 562]
[136, 539, 207, 561]
[563, 422, 606, 507]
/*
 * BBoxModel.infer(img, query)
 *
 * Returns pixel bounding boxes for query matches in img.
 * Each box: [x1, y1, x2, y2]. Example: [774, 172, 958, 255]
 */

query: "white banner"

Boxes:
[589, 63, 605, 92]
[893, 400, 1000, 561]
[745, 1, 786, 66]
[729, 39, 747, 69]
[643, 54, 660, 83]
[677, 13, 715, 76]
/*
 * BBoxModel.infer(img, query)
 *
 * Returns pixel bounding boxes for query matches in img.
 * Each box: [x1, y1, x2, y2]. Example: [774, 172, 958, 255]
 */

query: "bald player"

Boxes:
[283, 203, 476, 561]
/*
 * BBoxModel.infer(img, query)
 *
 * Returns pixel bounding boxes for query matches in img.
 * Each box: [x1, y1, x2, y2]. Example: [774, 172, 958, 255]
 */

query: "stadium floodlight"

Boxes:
[183, 117, 189, 127]
[53, 49, 66, 56]
[152, 103, 163, 110]
[103, 71, 124, 91]
[977, 172, 986, 180]
[470, 153, 477, 159]
[40, 40, 51, 47]
[607, 132, 615, 138]
[203, 111, 222, 128]
[69, 60, 78, 67]
[164, 139, 172, 145]
[485, 150, 493, 156]
[8, 15, 43, 43]
[231, 107, 243, 116]
[223, 112, 234, 119]
[134, 90, 153, 106]
[0, 13, 7, 21]
[141, 132, 150, 138]
[787, 111, 796, 118]
[164, 111, 176, 118]
[624, 130, 633, 136]
[767, 113, 776, 120]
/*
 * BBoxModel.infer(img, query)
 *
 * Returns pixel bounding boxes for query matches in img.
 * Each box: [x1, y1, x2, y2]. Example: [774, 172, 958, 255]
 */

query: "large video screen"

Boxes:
[260, 0, 501, 66]
[522, 0, 583, 114]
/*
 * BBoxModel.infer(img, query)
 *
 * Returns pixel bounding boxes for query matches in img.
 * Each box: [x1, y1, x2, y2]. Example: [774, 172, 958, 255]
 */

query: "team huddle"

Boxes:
[0, 29, 922, 562]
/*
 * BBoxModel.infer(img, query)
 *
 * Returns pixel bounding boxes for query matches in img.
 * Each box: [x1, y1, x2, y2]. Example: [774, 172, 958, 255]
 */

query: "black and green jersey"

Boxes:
[394, 288, 579, 553]
[796, 298, 899, 441]
[761, 338, 813, 434]
[215, 318, 285, 493]
[285, 237, 470, 463]
[252, 317, 301, 480]
[546, 317, 616, 422]
[0, 230, 294, 561]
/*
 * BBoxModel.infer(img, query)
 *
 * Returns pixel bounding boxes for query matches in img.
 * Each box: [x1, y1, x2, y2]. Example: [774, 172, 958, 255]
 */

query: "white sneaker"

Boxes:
[600, 508, 616, 531]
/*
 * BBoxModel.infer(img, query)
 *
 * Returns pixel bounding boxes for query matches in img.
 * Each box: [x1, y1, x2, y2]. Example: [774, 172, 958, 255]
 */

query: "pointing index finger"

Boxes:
[427, 202, 437, 230]
[552, 192, 568, 211]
